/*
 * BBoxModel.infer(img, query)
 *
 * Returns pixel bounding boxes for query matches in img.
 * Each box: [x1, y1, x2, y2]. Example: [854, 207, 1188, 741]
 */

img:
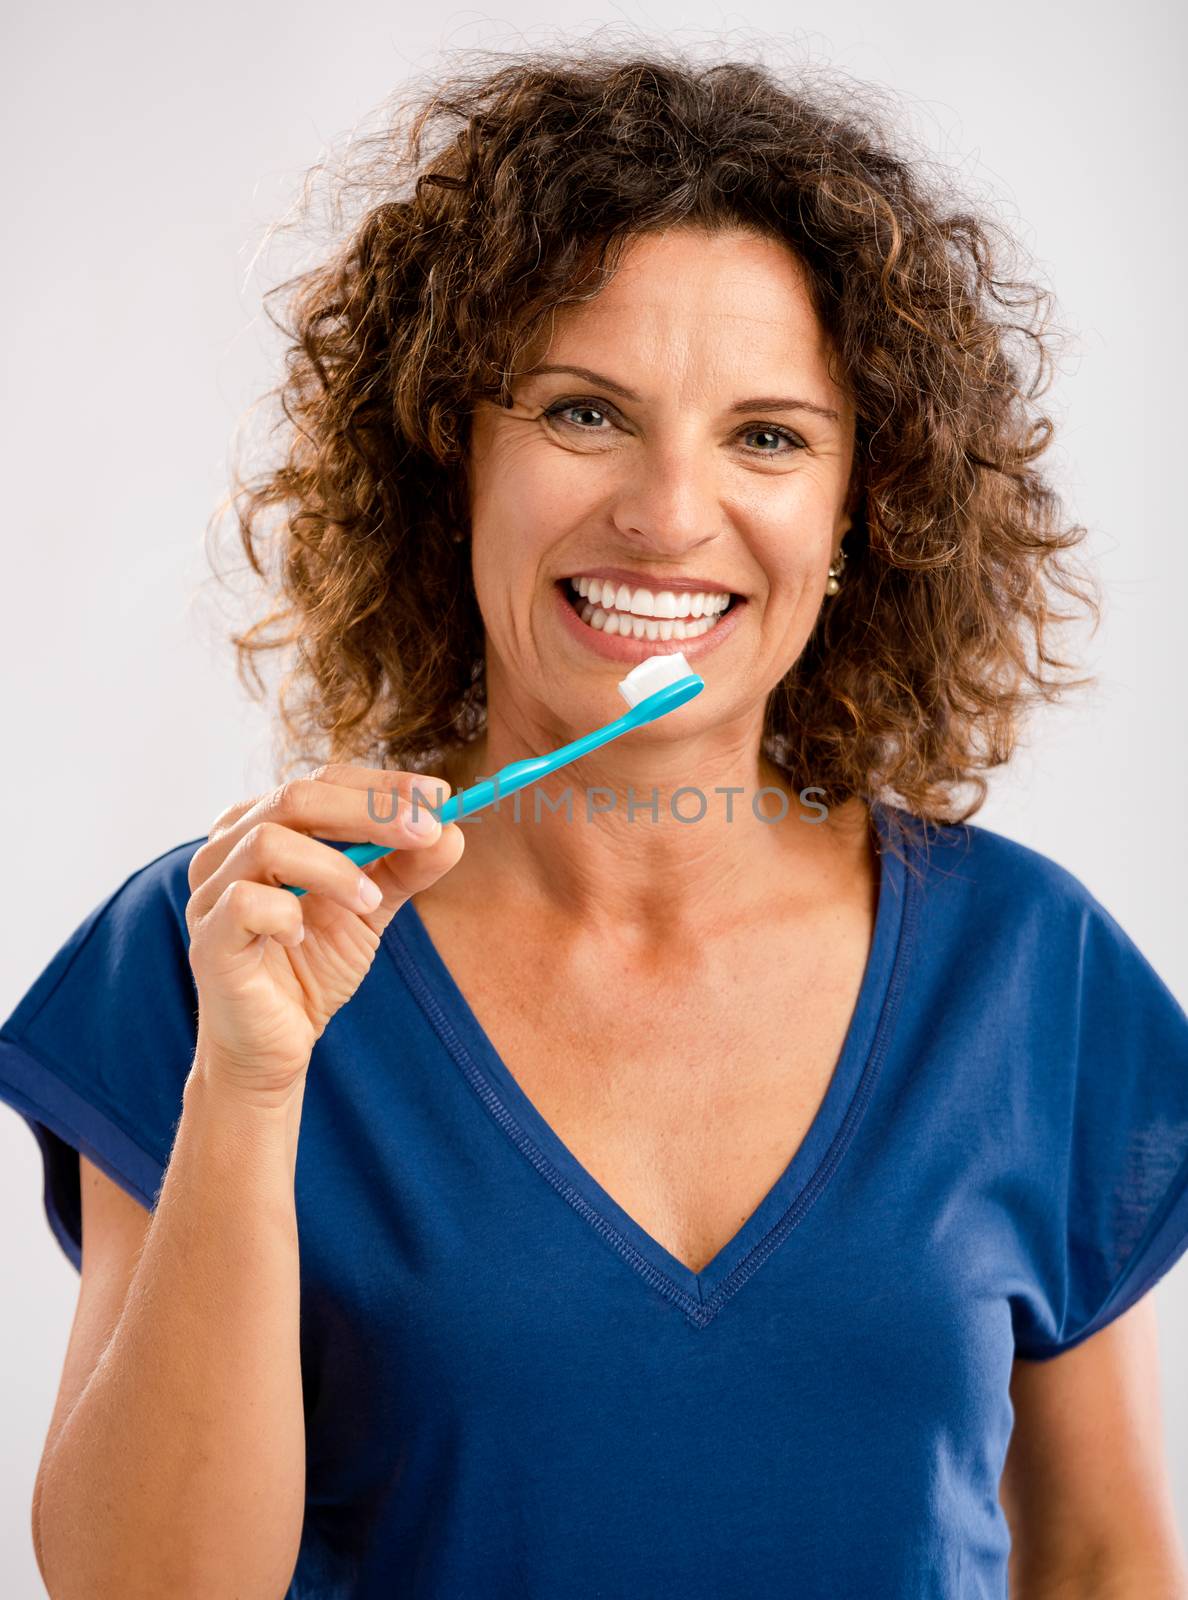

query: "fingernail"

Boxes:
[358, 875, 384, 910]
[403, 789, 442, 837]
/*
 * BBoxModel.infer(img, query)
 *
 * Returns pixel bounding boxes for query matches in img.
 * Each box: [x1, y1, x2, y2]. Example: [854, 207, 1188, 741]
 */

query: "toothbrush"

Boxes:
[284, 651, 705, 897]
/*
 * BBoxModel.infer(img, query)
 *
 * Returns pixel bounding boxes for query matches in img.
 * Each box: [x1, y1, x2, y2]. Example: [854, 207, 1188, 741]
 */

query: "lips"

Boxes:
[553, 576, 746, 664]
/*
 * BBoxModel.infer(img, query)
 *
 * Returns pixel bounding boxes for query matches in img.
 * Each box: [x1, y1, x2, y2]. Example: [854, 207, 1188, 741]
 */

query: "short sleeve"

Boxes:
[0, 839, 204, 1272]
[1013, 886, 1188, 1360]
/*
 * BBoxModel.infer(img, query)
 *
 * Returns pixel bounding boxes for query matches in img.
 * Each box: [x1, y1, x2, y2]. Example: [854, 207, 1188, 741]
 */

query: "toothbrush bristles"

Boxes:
[617, 651, 695, 709]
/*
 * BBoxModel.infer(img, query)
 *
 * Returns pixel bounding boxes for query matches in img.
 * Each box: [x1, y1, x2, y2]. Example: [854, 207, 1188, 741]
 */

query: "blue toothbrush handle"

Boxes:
[282, 672, 703, 897]
[281, 757, 555, 896]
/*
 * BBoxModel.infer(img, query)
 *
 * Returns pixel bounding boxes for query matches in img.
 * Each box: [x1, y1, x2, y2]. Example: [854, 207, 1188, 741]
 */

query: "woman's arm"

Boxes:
[1001, 1295, 1188, 1597]
[31, 766, 459, 1597]
[33, 1055, 306, 1600]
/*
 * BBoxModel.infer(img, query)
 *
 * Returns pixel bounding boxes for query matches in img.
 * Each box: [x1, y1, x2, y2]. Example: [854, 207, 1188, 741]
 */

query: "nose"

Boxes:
[606, 441, 722, 560]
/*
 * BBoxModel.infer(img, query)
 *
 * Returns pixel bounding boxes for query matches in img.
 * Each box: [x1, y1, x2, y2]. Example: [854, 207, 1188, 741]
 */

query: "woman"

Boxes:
[3, 45, 1187, 1599]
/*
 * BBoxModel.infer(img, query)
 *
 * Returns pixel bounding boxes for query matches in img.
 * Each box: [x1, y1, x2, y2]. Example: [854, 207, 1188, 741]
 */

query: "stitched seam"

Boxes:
[1015, 1136, 1188, 1359]
[383, 922, 705, 1318]
[382, 858, 918, 1331]
[0, 1031, 173, 1174]
[698, 860, 921, 1322]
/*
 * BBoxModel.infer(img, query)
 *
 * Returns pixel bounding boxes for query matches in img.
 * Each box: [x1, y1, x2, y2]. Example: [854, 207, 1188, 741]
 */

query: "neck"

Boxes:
[435, 700, 871, 941]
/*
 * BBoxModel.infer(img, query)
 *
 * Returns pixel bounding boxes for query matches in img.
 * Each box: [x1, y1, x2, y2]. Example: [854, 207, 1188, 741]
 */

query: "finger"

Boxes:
[188, 820, 407, 925]
[208, 792, 267, 838]
[188, 794, 265, 895]
[358, 813, 467, 913]
[189, 770, 451, 893]
[310, 764, 452, 803]
[311, 767, 454, 844]
[190, 877, 308, 970]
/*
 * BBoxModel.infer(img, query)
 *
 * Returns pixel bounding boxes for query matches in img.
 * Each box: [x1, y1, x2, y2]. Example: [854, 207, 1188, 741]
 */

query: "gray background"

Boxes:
[1, 1, 1184, 1591]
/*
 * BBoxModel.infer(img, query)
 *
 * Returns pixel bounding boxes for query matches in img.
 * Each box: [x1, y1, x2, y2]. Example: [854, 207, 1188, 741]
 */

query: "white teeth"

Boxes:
[568, 577, 732, 620]
[576, 599, 720, 641]
[568, 579, 732, 653]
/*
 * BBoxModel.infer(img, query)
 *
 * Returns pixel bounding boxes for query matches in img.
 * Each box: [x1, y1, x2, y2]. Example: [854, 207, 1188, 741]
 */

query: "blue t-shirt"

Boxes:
[3, 800, 1188, 1599]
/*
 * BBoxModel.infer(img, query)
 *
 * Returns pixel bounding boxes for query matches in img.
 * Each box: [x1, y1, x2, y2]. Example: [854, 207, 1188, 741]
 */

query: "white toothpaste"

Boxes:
[617, 651, 696, 709]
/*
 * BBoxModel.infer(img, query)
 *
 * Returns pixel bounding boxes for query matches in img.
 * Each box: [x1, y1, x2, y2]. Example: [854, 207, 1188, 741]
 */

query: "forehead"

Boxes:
[599, 226, 815, 306]
[533, 227, 842, 389]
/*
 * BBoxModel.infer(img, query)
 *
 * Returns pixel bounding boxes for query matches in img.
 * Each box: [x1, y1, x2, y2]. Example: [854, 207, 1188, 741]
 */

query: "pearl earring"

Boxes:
[825, 543, 847, 596]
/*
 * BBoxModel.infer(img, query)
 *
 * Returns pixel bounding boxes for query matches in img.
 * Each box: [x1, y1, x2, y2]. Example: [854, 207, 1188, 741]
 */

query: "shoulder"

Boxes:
[0, 840, 211, 1264]
[885, 806, 1184, 1017]
[2, 838, 207, 1044]
[94, 836, 208, 933]
[897, 807, 1116, 925]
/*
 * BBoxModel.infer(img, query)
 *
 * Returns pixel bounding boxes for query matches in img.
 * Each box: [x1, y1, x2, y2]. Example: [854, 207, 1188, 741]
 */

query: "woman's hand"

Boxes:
[185, 765, 464, 1108]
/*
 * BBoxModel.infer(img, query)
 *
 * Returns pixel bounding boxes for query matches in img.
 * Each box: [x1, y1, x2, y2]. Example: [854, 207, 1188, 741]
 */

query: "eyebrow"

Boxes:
[522, 363, 840, 423]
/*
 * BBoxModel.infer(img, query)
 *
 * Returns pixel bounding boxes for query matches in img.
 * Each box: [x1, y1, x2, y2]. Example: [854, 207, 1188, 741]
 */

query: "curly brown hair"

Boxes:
[209, 38, 1099, 869]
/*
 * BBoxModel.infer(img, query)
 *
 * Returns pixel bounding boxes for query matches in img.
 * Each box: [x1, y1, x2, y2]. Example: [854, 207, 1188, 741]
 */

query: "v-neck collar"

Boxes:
[383, 800, 919, 1328]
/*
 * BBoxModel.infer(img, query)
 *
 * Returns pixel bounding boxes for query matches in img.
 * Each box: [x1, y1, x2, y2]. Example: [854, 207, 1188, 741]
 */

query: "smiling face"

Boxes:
[465, 224, 858, 738]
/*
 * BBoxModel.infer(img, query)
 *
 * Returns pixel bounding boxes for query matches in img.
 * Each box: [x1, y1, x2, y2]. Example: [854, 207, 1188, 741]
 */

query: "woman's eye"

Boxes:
[542, 400, 804, 456]
[739, 426, 804, 455]
[543, 400, 612, 433]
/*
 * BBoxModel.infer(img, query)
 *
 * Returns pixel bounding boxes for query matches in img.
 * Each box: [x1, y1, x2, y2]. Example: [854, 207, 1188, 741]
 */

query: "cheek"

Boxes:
[741, 482, 836, 586]
[468, 530, 549, 652]
[483, 426, 585, 517]
[471, 523, 551, 610]
[469, 542, 514, 628]
[753, 537, 828, 599]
